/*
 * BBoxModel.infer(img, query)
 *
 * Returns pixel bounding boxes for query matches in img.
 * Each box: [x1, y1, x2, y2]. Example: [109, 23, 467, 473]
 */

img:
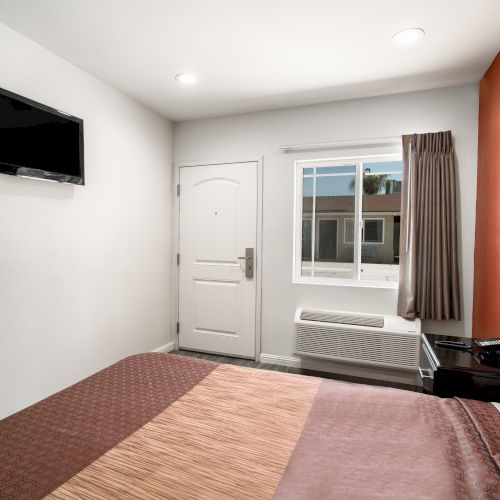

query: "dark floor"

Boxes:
[172, 349, 421, 393]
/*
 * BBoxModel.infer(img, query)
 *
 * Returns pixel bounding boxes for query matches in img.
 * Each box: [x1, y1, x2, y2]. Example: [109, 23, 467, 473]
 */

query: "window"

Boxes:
[294, 154, 402, 286]
[364, 219, 384, 243]
[345, 218, 384, 244]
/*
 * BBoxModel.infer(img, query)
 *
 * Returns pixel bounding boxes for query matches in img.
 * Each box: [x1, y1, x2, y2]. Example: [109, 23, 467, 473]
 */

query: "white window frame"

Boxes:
[293, 153, 402, 288]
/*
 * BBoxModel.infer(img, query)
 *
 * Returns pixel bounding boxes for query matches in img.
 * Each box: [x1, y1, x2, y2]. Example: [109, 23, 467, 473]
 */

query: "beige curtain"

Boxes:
[397, 131, 461, 320]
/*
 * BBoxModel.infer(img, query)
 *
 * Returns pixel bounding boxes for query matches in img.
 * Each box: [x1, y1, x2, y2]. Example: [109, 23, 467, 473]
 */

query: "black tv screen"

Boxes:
[0, 87, 84, 185]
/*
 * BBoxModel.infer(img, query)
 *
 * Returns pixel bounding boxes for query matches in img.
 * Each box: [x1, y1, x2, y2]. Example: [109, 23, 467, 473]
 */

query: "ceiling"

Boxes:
[0, 0, 498, 122]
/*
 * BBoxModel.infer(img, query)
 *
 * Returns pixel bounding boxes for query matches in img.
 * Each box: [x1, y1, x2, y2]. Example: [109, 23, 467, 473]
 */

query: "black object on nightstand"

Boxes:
[420, 333, 500, 401]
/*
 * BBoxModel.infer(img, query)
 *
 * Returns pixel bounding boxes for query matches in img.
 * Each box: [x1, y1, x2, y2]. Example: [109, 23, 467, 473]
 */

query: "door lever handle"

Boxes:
[237, 248, 254, 278]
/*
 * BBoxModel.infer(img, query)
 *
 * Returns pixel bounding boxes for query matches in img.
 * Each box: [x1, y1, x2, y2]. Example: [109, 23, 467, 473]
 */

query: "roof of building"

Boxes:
[303, 194, 401, 213]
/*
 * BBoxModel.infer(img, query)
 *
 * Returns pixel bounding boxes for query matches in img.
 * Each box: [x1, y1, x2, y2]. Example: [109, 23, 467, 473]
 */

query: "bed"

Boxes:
[1, 353, 499, 499]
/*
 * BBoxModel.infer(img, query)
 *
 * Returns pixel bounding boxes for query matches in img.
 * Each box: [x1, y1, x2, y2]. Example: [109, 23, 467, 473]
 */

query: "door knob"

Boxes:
[237, 248, 254, 278]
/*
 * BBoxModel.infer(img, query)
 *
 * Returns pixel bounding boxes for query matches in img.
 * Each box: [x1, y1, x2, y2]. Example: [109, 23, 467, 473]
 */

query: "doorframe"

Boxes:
[172, 157, 264, 361]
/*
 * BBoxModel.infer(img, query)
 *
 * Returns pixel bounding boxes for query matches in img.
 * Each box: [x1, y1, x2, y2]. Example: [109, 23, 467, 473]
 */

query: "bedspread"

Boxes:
[0, 353, 498, 499]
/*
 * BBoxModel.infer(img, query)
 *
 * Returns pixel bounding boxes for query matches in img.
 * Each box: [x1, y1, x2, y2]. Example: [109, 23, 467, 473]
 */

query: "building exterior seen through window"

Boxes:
[295, 156, 402, 285]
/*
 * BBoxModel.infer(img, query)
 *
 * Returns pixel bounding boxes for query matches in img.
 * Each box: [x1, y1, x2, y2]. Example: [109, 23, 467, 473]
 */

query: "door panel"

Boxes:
[194, 179, 239, 262]
[194, 280, 238, 334]
[179, 162, 257, 358]
[317, 219, 337, 261]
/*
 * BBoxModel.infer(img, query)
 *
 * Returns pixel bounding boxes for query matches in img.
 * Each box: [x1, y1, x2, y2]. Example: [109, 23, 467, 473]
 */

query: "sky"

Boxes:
[303, 161, 402, 197]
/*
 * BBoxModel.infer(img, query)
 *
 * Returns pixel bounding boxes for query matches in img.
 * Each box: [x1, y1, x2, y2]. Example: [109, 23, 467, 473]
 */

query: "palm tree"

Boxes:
[349, 173, 389, 195]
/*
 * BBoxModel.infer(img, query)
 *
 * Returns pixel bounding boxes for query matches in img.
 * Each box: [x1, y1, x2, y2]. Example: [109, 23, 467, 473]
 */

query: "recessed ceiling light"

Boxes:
[175, 73, 197, 85]
[392, 28, 425, 46]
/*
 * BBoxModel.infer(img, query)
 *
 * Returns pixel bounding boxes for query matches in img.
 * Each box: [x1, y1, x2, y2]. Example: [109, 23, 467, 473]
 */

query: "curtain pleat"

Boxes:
[398, 131, 461, 321]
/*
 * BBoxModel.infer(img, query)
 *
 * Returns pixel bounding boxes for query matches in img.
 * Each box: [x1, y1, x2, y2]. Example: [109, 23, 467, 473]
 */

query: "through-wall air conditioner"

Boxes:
[294, 308, 421, 370]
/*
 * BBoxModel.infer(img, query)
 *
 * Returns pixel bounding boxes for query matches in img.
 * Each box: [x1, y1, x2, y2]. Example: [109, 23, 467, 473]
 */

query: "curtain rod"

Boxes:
[280, 136, 401, 152]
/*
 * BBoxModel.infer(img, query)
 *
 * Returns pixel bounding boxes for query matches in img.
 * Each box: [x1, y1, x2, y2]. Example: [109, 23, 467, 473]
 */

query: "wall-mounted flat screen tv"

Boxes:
[0, 87, 84, 185]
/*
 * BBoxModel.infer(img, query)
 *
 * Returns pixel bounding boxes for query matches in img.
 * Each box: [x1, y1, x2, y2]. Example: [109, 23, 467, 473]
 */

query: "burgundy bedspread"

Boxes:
[1, 353, 499, 499]
[273, 379, 500, 499]
[0, 353, 216, 499]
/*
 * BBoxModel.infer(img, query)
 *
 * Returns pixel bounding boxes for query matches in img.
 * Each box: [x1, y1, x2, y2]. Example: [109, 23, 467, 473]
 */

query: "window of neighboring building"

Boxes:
[294, 154, 402, 287]
[345, 218, 384, 244]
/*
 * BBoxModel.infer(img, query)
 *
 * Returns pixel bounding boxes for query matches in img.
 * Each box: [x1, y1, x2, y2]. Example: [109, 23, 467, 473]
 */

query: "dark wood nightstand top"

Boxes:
[422, 333, 500, 377]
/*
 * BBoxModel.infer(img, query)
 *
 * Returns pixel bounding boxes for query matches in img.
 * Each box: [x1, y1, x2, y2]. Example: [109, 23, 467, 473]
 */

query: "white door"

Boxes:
[178, 162, 258, 358]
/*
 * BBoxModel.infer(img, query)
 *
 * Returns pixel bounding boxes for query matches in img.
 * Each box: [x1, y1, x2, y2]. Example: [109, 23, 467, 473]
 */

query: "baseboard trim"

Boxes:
[152, 342, 175, 354]
[259, 353, 421, 387]
[259, 353, 302, 368]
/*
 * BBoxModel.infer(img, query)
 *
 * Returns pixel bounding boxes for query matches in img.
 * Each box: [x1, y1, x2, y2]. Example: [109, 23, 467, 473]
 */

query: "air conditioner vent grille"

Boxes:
[295, 324, 419, 369]
[300, 310, 384, 328]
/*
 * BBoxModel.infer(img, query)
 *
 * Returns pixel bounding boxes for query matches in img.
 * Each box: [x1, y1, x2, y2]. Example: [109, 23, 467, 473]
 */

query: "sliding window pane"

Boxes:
[303, 165, 355, 279]
[360, 161, 402, 282]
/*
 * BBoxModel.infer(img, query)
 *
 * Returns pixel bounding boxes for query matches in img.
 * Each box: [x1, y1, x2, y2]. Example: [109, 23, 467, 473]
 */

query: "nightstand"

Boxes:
[420, 333, 500, 401]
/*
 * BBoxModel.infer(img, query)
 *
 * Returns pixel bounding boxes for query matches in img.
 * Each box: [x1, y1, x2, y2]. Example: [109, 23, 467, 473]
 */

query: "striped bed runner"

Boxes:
[48, 364, 321, 499]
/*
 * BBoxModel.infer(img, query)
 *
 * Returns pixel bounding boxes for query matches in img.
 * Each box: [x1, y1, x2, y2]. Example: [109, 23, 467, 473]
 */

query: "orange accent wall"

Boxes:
[473, 52, 500, 338]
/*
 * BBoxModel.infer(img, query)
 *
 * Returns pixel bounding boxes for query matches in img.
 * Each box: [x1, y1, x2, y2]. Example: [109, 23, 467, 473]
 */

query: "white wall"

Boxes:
[174, 84, 479, 359]
[0, 24, 173, 418]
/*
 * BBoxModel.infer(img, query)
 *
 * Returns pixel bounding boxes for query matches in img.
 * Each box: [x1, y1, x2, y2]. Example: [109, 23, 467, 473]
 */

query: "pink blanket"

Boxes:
[274, 380, 500, 499]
